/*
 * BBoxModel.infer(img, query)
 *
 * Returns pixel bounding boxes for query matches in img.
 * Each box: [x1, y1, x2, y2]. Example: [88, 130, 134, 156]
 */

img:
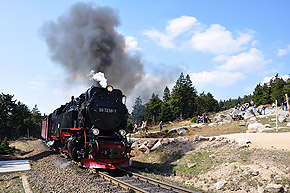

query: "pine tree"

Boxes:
[145, 94, 163, 124]
[131, 96, 145, 125]
[270, 74, 286, 104]
[163, 86, 171, 103]
[170, 73, 197, 119]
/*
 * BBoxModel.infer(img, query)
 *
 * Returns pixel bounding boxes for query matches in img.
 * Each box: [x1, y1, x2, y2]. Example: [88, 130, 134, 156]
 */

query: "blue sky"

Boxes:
[1, 1, 289, 114]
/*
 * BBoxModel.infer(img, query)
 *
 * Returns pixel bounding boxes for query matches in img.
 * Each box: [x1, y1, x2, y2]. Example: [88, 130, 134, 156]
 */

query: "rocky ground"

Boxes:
[131, 137, 290, 192]
[0, 140, 128, 193]
[129, 107, 290, 192]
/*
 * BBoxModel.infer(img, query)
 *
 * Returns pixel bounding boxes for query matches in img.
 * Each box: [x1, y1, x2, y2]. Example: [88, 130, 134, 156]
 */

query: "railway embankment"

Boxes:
[0, 139, 128, 193]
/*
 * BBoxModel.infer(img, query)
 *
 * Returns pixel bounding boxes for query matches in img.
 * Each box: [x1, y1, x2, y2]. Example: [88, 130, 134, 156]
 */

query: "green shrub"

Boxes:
[191, 116, 198, 123]
[126, 119, 133, 132]
[0, 137, 15, 154]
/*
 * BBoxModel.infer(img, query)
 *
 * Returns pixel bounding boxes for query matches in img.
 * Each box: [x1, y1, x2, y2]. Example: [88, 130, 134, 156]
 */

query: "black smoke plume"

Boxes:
[41, 2, 144, 94]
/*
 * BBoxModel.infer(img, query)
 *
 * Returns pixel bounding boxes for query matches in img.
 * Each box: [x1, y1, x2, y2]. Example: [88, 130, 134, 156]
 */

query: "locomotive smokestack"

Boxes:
[41, 2, 144, 94]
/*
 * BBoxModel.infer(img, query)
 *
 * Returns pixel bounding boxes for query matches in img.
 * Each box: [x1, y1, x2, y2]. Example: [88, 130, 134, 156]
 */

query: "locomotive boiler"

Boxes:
[41, 85, 132, 169]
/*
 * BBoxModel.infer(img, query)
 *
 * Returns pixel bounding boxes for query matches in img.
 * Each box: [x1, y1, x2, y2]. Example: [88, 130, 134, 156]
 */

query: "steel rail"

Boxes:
[98, 171, 149, 193]
[119, 168, 198, 193]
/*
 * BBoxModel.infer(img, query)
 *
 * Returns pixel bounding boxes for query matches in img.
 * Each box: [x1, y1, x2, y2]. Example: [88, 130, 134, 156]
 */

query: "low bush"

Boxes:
[0, 137, 15, 154]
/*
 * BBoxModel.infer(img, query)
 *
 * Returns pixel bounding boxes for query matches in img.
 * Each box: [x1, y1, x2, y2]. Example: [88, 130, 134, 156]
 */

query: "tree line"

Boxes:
[220, 74, 290, 109]
[0, 93, 44, 140]
[130, 73, 221, 125]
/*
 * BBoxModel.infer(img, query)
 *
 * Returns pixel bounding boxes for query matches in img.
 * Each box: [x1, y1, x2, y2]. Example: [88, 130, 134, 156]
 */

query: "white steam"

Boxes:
[88, 70, 107, 88]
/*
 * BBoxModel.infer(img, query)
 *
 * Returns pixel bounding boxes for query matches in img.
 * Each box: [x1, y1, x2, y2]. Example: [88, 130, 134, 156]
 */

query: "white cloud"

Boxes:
[29, 81, 46, 90]
[144, 16, 254, 55]
[190, 70, 245, 87]
[189, 24, 253, 54]
[143, 16, 200, 48]
[165, 16, 200, 37]
[143, 28, 175, 48]
[244, 86, 254, 92]
[213, 55, 230, 62]
[218, 48, 271, 72]
[125, 36, 140, 51]
[262, 74, 290, 84]
[278, 45, 290, 56]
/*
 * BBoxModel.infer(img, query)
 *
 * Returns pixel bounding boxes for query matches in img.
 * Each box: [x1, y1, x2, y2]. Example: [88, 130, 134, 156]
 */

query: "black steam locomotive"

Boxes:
[41, 85, 132, 169]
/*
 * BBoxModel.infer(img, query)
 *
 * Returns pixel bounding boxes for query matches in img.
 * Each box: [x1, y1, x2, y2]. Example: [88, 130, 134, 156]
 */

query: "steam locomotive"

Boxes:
[41, 85, 132, 169]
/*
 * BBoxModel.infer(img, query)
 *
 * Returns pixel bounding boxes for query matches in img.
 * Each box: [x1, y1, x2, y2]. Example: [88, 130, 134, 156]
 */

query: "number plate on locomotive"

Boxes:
[98, 107, 117, 114]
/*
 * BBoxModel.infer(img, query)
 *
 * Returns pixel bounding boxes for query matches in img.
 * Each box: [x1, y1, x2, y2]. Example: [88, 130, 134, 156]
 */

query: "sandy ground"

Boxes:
[221, 132, 290, 151]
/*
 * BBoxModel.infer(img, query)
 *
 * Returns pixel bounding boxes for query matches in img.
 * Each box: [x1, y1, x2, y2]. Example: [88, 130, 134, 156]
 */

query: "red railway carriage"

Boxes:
[41, 85, 131, 169]
[41, 115, 51, 140]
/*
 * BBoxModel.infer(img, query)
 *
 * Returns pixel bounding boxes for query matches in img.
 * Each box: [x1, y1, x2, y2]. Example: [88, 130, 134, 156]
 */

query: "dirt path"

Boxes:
[221, 132, 290, 151]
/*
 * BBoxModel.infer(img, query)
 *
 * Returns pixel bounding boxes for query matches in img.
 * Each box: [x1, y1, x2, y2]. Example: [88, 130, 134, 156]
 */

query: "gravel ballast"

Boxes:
[17, 139, 128, 193]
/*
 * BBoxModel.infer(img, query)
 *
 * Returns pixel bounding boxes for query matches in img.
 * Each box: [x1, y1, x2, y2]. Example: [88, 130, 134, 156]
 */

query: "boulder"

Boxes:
[247, 117, 257, 124]
[239, 122, 247, 126]
[194, 135, 209, 141]
[150, 140, 162, 151]
[168, 127, 187, 135]
[264, 183, 283, 192]
[215, 180, 227, 190]
[176, 128, 187, 135]
[235, 138, 251, 147]
[131, 141, 139, 150]
[244, 112, 254, 120]
[287, 122, 290, 127]
[249, 169, 259, 176]
[161, 138, 169, 145]
[213, 116, 222, 122]
[219, 114, 226, 118]
[139, 144, 150, 153]
[278, 116, 286, 123]
[264, 124, 271, 128]
[259, 127, 275, 132]
[146, 139, 158, 149]
[187, 163, 196, 168]
[168, 128, 177, 134]
[209, 136, 216, 141]
[208, 123, 217, 126]
[176, 136, 189, 142]
[248, 123, 264, 133]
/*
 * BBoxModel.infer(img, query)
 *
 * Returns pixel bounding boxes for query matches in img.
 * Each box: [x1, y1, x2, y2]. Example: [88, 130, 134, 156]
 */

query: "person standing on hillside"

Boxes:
[159, 121, 163, 131]
[141, 121, 145, 133]
[272, 103, 276, 112]
[133, 124, 138, 133]
[262, 106, 266, 115]
[144, 120, 148, 133]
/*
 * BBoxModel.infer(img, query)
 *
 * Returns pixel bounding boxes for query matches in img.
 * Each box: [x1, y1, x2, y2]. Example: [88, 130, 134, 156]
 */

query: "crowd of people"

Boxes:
[196, 113, 209, 123]
[235, 103, 250, 111]
[133, 120, 148, 133]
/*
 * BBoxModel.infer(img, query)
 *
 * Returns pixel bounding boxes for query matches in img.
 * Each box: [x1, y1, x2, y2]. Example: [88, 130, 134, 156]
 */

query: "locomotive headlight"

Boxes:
[119, 130, 126, 136]
[91, 128, 100, 136]
[106, 85, 113, 92]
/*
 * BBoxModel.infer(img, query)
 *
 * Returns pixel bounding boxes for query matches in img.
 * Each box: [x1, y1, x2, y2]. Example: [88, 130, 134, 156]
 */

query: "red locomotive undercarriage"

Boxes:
[42, 120, 131, 169]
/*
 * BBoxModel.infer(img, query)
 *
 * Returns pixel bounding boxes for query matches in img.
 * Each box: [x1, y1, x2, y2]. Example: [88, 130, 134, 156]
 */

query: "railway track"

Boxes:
[98, 168, 198, 193]
[44, 140, 198, 192]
